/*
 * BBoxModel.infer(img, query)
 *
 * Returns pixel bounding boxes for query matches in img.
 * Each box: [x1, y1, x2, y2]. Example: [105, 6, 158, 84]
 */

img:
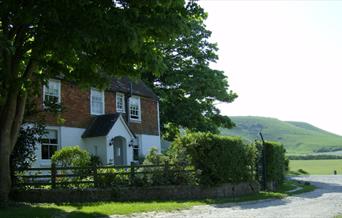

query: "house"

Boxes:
[30, 77, 161, 167]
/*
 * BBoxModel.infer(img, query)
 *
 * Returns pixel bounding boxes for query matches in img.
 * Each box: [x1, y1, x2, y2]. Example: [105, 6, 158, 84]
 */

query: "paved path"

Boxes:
[112, 176, 342, 218]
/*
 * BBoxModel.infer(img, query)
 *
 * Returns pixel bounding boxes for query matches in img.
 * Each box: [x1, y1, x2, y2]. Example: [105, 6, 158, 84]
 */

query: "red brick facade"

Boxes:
[32, 81, 159, 136]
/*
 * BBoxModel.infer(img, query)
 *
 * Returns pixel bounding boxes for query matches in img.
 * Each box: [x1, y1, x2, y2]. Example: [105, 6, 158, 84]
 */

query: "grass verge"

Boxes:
[0, 180, 315, 218]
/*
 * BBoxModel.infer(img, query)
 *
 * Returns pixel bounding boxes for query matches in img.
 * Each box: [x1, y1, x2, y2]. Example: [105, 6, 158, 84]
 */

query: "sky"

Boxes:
[199, 0, 342, 136]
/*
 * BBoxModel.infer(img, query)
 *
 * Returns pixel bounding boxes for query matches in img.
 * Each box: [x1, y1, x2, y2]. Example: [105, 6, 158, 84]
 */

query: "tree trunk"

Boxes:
[0, 137, 12, 203]
[0, 91, 27, 204]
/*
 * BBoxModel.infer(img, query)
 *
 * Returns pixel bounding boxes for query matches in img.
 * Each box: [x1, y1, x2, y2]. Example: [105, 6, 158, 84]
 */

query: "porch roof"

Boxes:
[82, 113, 134, 138]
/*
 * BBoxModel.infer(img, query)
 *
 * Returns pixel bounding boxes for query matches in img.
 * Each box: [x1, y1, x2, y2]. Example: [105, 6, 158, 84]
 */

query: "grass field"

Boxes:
[290, 159, 342, 175]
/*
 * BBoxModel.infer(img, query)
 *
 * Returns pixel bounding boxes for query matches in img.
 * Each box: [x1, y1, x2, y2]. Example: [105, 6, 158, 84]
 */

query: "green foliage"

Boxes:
[221, 116, 342, 155]
[170, 132, 257, 186]
[138, 147, 194, 186]
[143, 147, 169, 165]
[0, 0, 202, 202]
[97, 168, 129, 188]
[10, 123, 45, 171]
[163, 123, 181, 142]
[263, 141, 286, 186]
[143, 2, 237, 137]
[51, 146, 90, 168]
[90, 155, 102, 167]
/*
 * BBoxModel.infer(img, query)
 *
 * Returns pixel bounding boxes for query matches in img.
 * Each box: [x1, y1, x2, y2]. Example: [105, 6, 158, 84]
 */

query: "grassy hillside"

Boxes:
[220, 116, 342, 155]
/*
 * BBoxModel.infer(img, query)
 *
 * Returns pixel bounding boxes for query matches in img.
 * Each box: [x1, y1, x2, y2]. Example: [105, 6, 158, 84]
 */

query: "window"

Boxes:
[41, 130, 58, 160]
[43, 79, 61, 107]
[91, 88, 104, 115]
[116, 92, 125, 113]
[133, 144, 139, 161]
[129, 96, 141, 121]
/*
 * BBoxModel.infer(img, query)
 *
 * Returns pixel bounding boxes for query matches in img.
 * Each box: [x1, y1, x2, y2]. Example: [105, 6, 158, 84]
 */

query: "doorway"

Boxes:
[113, 136, 126, 165]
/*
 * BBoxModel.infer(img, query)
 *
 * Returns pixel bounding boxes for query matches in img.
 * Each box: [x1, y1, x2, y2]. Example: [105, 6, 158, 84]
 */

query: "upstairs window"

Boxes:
[129, 96, 141, 121]
[43, 79, 61, 107]
[41, 129, 58, 160]
[116, 92, 125, 113]
[91, 88, 104, 115]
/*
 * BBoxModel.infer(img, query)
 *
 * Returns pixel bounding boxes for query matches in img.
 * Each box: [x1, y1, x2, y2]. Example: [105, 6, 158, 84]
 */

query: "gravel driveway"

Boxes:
[112, 175, 342, 218]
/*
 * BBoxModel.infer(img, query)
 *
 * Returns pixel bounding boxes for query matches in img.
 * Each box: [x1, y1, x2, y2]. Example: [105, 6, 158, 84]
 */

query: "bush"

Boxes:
[51, 146, 91, 185]
[137, 147, 196, 186]
[170, 132, 258, 186]
[263, 141, 286, 186]
[97, 168, 129, 187]
[51, 146, 91, 168]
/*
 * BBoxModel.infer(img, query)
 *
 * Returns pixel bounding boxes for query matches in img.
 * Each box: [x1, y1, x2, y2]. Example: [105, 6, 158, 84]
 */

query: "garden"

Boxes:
[11, 132, 288, 203]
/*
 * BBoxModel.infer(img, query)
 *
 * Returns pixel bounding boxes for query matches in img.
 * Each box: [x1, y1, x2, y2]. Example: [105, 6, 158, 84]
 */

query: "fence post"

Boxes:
[130, 162, 135, 185]
[93, 164, 98, 188]
[51, 163, 56, 189]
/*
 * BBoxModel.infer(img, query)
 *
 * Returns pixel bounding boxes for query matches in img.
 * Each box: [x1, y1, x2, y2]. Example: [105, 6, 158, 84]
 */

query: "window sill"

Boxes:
[39, 159, 52, 167]
[91, 113, 105, 116]
[129, 119, 141, 123]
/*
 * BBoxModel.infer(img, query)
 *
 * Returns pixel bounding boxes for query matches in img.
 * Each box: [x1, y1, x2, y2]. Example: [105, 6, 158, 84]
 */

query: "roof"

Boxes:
[109, 77, 158, 100]
[82, 113, 134, 138]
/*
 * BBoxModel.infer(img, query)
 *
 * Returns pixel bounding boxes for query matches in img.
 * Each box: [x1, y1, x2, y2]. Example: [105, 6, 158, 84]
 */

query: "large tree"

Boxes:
[143, 3, 237, 137]
[0, 0, 191, 203]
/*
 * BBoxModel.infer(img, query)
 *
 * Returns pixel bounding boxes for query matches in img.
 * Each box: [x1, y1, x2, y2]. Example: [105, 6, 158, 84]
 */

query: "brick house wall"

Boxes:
[30, 80, 159, 136]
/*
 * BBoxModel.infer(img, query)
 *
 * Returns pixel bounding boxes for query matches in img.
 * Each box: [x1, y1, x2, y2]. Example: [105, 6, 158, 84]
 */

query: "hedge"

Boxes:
[170, 132, 257, 186]
[263, 141, 286, 186]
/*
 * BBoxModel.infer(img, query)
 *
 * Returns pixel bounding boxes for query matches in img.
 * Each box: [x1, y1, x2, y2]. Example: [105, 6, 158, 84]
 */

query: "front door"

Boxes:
[113, 137, 125, 165]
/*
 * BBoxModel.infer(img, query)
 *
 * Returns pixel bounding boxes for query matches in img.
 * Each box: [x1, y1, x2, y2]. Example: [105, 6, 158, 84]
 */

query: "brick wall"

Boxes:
[29, 81, 159, 136]
[128, 98, 159, 135]
[11, 182, 260, 203]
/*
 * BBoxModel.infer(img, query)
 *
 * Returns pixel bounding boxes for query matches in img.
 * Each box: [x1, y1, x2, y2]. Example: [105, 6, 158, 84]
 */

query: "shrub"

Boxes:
[138, 147, 196, 186]
[51, 146, 91, 168]
[170, 132, 258, 186]
[51, 146, 91, 185]
[97, 168, 129, 187]
[11, 123, 45, 171]
[263, 141, 286, 186]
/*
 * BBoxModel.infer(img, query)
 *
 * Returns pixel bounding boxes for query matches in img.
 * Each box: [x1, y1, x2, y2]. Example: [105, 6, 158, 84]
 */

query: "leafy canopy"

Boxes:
[0, 0, 190, 98]
[143, 2, 237, 136]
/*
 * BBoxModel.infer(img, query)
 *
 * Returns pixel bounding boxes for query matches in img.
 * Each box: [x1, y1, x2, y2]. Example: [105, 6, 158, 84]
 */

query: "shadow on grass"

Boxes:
[0, 202, 109, 218]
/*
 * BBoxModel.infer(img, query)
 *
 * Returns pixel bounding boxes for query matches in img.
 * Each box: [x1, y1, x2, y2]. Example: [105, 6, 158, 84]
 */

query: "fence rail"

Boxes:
[14, 162, 196, 188]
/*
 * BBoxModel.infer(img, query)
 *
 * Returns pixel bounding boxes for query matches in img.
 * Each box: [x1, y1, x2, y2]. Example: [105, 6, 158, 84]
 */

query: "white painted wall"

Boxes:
[60, 127, 85, 148]
[83, 136, 107, 164]
[138, 134, 161, 156]
[106, 117, 135, 165]
[31, 122, 161, 168]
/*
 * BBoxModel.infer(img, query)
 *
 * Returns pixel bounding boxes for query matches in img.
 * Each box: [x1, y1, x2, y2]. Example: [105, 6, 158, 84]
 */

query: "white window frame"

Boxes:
[90, 88, 105, 115]
[40, 128, 59, 161]
[43, 79, 61, 107]
[129, 96, 141, 122]
[116, 92, 125, 113]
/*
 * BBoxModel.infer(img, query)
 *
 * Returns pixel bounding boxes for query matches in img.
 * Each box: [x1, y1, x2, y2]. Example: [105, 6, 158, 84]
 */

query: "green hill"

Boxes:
[220, 116, 342, 155]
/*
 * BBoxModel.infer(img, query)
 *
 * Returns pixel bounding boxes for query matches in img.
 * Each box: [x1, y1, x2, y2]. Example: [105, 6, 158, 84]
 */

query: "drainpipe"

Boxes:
[157, 101, 161, 137]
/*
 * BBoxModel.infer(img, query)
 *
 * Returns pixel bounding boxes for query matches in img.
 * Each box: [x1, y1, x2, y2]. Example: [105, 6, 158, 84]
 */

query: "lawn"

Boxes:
[0, 180, 315, 218]
[290, 159, 342, 175]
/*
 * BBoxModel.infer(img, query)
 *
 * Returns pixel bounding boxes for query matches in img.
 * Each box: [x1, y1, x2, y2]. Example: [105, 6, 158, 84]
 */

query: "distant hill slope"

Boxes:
[220, 116, 342, 155]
